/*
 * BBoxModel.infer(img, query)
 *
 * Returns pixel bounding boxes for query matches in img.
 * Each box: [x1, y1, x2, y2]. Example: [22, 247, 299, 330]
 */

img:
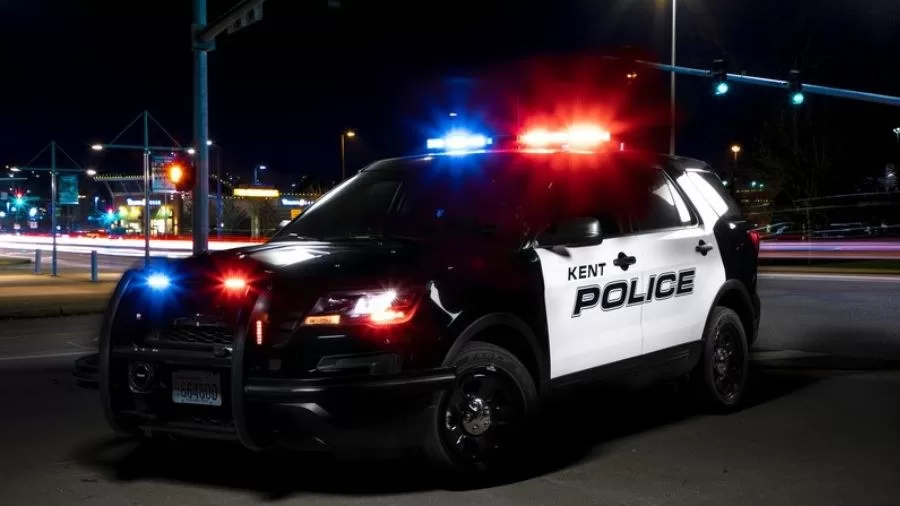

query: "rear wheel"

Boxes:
[691, 306, 749, 411]
[424, 341, 538, 476]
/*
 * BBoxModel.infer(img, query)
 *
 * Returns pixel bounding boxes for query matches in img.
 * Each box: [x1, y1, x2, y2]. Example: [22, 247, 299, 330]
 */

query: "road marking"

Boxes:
[760, 273, 900, 283]
[0, 350, 92, 362]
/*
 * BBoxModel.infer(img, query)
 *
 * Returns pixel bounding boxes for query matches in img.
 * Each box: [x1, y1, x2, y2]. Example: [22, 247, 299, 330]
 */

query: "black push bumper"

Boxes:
[75, 351, 456, 454]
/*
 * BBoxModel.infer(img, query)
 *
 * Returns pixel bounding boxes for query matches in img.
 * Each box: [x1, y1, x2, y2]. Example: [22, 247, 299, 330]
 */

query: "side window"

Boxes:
[633, 170, 696, 232]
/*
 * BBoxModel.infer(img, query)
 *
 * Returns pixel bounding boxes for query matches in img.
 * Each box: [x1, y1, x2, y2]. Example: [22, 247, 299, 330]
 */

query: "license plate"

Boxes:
[171, 370, 222, 406]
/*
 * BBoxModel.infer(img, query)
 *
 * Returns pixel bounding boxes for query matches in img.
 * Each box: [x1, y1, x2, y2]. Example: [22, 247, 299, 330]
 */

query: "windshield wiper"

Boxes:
[319, 233, 421, 242]
[271, 233, 327, 241]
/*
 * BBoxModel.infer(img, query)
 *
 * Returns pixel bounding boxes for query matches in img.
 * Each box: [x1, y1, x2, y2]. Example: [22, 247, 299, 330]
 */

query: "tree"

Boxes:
[755, 104, 843, 200]
[249, 198, 280, 238]
[220, 199, 249, 234]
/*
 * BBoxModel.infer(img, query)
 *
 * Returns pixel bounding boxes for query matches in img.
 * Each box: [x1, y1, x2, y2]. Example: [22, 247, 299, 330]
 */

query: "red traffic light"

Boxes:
[165, 157, 194, 191]
[167, 164, 185, 183]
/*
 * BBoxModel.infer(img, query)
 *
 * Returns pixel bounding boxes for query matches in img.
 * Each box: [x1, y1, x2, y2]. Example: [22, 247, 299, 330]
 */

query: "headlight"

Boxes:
[303, 287, 422, 326]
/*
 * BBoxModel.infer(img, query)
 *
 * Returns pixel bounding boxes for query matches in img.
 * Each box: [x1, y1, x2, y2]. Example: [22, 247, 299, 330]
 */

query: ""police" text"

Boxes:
[571, 268, 696, 317]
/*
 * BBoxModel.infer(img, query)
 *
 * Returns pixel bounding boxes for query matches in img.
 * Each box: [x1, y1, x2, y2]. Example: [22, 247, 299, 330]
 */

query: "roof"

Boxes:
[360, 149, 714, 179]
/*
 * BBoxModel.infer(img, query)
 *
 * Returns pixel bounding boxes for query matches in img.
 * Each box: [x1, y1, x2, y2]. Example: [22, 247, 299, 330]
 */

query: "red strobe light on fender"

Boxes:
[748, 230, 761, 252]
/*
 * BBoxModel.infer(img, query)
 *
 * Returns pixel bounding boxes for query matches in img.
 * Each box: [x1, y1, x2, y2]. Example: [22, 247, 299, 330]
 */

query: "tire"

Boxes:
[424, 341, 538, 477]
[690, 307, 750, 412]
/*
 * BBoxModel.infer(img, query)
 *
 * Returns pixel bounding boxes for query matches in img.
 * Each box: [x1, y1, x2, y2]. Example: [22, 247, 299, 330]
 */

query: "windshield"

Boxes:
[271, 151, 658, 242]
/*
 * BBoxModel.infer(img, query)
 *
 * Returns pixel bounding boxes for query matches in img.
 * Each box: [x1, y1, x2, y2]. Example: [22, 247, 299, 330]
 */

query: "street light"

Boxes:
[341, 130, 356, 181]
[254, 164, 267, 186]
[9, 166, 20, 173]
[207, 140, 223, 238]
[670, 0, 677, 154]
[86, 169, 97, 176]
[91, 144, 103, 151]
[893, 127, 900, 143]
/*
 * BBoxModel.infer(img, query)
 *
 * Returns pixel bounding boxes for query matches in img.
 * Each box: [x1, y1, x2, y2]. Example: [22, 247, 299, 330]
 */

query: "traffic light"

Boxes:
[166, 156, 194, 192]
[712, 59, 729, 96]
[788, 69, 804, 106]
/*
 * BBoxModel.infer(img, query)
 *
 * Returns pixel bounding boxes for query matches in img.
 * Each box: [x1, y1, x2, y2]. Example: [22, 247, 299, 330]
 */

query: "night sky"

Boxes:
[2, 0, 898, 192]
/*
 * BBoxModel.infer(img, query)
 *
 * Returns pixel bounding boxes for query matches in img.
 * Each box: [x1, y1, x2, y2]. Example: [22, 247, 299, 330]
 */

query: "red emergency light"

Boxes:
[519, 124, 612, 149]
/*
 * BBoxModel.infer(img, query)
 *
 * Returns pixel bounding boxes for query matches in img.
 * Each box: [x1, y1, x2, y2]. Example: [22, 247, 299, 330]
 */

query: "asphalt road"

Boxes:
[1, 274, 899, 505]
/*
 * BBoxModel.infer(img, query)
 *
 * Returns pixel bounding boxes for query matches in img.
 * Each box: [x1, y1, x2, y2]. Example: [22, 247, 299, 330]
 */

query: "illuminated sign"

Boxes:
[234, 188, 280, 198]
[127, 198, 162, 206]
[281, 198, 310, 206]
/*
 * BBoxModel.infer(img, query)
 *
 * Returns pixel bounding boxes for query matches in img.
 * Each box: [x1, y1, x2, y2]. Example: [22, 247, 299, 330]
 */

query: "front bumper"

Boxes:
[75, 351, 455, 454]
[81, 270, 457, 455]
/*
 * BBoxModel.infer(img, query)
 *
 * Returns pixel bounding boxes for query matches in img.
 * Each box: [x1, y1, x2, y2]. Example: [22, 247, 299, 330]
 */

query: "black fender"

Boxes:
[442, 312, 549, 393]
[703, 279, 758, 346]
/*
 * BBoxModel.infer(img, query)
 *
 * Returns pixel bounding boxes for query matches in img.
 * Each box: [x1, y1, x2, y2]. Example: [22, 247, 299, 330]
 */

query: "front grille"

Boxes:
[157, 326, 234, 346]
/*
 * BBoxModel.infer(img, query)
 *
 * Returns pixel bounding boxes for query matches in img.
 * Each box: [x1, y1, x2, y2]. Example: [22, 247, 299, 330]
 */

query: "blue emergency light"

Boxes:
[426, 131, 492, 152]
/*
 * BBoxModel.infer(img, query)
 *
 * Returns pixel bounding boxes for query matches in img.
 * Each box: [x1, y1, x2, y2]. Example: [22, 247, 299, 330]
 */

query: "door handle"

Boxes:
[695, 240, 714, 255]
[613, 252, 637, 271]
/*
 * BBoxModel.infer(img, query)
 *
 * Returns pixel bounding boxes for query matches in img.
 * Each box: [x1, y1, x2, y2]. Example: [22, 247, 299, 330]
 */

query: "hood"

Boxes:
[196, 238, 427, 284]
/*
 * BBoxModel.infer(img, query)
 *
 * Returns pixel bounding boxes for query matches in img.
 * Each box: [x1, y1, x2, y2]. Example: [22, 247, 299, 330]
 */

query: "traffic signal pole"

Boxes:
[635, 60, 900, 107]
[192, 0, 266, 256]
[192, 0, 210, 257]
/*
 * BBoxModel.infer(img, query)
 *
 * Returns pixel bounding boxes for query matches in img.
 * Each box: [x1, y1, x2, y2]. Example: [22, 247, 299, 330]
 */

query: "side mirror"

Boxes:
[539, 217, 603, 247]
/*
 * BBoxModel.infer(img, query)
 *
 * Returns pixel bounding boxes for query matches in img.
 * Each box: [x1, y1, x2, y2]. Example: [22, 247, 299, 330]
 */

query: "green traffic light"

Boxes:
[791, 92, 805, 105]
[715, 82, 729, 95]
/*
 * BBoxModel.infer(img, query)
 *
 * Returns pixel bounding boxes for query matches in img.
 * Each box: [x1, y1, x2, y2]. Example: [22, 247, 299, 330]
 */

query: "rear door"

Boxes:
[627, 168, 726, 355]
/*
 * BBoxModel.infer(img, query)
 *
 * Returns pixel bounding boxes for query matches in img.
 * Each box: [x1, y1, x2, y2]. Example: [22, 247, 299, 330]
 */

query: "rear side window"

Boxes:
[685, 170, 742, 218]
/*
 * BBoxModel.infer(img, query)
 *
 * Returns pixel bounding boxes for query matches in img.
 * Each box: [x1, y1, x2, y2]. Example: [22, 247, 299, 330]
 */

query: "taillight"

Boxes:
[748, 230, 760, 252]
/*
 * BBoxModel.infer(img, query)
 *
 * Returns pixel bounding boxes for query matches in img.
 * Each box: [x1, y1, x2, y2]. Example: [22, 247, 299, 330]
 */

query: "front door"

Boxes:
[536, 222, 646, 380]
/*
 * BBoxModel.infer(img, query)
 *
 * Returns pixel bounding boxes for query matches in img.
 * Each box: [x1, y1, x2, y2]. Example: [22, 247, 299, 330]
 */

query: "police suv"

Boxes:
[75, 125, 761, 474]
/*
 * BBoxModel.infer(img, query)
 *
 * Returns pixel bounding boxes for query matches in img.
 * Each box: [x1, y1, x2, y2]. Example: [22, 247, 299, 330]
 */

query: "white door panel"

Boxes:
[535, 236, 645, 379]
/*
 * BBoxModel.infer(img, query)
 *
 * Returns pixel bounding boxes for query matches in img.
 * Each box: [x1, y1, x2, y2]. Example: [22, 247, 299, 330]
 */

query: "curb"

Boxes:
[0, 304, 107, 320]
[0, 258, 33, 268]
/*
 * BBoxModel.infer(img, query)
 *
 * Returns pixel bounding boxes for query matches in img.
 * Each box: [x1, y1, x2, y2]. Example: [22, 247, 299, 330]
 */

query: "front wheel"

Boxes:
[424, 341, 538, 476]
[691, 306, 750, 411]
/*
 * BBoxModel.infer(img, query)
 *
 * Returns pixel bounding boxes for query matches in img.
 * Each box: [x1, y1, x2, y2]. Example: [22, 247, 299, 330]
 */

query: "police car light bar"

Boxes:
[519, 124, 611, 148]
[426, 132, 493, 151]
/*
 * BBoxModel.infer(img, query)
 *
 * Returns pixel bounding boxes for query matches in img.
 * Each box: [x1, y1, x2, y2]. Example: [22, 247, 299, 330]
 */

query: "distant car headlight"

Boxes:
[303, 287, 422, 326]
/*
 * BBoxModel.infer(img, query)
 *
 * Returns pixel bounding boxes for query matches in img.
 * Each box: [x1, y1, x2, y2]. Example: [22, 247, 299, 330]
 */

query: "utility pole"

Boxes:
[143, 111, 151, 266]
[192, 0, 266, 255]
[50, 142, 58, 276]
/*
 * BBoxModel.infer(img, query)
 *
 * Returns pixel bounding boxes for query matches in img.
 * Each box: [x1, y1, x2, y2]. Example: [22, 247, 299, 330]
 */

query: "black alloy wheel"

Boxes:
[711, 322, 745, 403]
[425, 341, 538, 474]
[692, 306, 749, 411]
[440, 369, 523, 463]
